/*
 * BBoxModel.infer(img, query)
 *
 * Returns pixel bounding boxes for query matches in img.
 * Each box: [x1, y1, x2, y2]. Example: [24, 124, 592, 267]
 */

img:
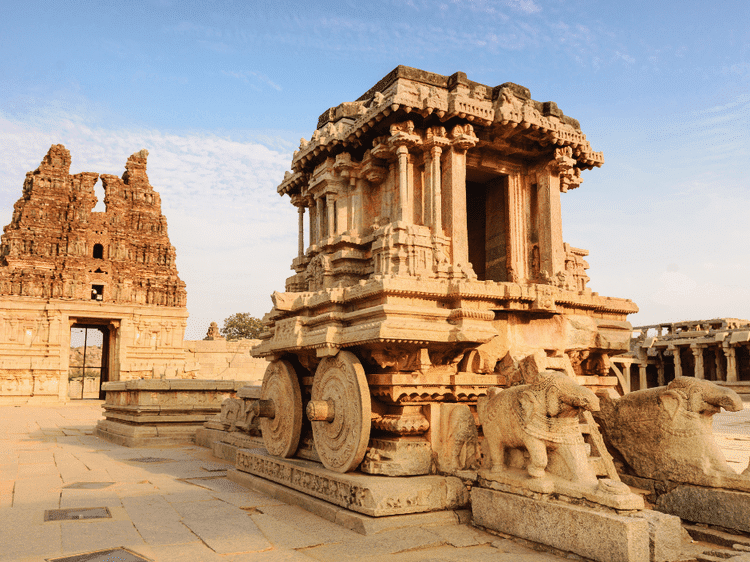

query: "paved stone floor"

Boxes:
[0, 400, 748, 562]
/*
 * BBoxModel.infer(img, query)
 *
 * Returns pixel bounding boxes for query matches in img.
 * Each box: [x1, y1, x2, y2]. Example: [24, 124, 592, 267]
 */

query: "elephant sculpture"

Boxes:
[478, 370, 600, 484]
[596, 376, 750, 490]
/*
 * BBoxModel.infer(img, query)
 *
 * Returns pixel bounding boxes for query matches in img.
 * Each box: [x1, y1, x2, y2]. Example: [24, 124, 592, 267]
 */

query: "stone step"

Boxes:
[696, 553, 735, 562]
[684, 523, 750, 550]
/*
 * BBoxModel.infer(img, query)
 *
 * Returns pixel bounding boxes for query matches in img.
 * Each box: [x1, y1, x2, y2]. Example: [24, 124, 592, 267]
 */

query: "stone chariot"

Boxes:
[251, 66, 638, 477]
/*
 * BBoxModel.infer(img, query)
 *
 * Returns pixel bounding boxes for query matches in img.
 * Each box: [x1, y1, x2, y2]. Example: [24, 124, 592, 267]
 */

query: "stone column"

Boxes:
[724, 345, 737, 382]
[672, 347, 682, 378]
[657, 352, 665, 386]
[443, 146, 468, 268]
[428, 146, 443, 233]
[638, 363, 648, 391]
[316, 197, 324, 243]
[715, 347, 724, 381]
[297, 204, 305, 259]
[536, 165, 565, 281]
[506, 174, 526, 283]
[307, 197, 315, 247]
[691, 344, 704, 379]
[326, 195, 335, 238]
[395, 145, 411, 223]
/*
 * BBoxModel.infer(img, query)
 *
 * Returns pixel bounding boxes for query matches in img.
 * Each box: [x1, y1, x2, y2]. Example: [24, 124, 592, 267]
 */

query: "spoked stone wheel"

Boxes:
[260, 359, 303, 458]
[307, 350, 371, 473]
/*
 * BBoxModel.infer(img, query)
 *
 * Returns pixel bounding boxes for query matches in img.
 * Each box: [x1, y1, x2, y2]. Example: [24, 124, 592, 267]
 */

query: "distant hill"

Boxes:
[69, 345, 103, 374]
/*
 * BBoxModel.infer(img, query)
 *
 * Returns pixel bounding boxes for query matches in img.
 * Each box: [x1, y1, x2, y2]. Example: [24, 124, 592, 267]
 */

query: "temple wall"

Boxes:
[183, 338, 267, 383]
[0, 296, 188, 404]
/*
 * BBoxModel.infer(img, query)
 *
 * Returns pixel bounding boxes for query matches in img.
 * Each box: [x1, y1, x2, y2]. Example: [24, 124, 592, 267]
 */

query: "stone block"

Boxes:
[228, 468, 465, 536]
[631, 510, 684, 562]
[235, 448, 468, 517]
[238, 385, 262, 399]
[655, 485, 750, 534]
[471, 486, 650, 562]
[212, 441, 238, 463]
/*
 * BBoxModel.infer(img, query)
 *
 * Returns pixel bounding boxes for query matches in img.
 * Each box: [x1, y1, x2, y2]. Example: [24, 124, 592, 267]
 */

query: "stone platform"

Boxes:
[96, 379, 248, 447]
[233, 448, 469, 518]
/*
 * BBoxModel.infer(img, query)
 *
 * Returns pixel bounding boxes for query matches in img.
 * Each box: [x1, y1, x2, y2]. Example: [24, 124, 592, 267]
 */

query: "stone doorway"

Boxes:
[69, 324, 111, 400]
[466, 174, 508, 282]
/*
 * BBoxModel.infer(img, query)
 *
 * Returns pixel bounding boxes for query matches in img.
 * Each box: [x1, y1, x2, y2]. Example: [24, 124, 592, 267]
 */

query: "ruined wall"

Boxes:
[0, 145, 189, 404]
[0, 144, 185, 305]
[183, 338, 268, 383]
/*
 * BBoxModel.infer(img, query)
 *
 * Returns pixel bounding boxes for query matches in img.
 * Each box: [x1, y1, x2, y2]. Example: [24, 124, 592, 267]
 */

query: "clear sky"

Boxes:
[1, 0, 749, 338]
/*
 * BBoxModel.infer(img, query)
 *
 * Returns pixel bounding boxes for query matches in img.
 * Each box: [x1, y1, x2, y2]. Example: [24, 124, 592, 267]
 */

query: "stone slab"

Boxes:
[228, 468, 467, 535]
[655, 485, 750, 534]
[195, 427, 225, 449]
[94, 419, 201, 447]
[212, 441, 239, 464]
[235, 448, 468, 517]
[471, 486, 650, 562]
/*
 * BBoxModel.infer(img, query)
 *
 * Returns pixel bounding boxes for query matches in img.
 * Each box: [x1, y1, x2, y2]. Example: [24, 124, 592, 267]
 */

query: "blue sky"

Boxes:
[2, 0, 749, 338]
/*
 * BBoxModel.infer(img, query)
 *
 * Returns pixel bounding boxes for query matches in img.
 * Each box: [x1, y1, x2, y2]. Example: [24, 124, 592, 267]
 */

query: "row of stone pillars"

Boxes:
[637, 344, 739, 389]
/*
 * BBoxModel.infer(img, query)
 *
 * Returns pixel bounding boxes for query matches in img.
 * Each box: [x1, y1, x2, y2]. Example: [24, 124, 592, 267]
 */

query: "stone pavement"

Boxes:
[1, 400, 748, 562]
[0, 401, 564, 562]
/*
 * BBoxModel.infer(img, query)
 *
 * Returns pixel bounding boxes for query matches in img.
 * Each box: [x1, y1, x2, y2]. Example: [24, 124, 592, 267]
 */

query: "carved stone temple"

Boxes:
[248, 64, 638, 473]
[0, 145, 188, 403]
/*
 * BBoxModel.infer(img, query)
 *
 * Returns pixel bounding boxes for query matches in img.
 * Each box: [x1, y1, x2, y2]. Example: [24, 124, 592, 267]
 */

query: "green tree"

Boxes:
[220, 313, 264, 340]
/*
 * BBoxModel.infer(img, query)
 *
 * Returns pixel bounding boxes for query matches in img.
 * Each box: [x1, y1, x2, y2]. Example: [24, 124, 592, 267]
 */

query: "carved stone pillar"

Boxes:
[715, 347, 724, 381]
[536, 163, 565, 281]
[443, 146, 468, 268]
[506, 174, 526, 283]
[638, 363, 648, 391]
[691, 344, 704, 380]
[724, 345, 737, 382]
[672, 347, 682, 378]
[657, 351, 666, 386]
[316, 197, 324, 243]
[291, 197, 306, 260]
[395, 145, 411, 223]
[425, 146, 444, 233]
[326, 195, 335, 238]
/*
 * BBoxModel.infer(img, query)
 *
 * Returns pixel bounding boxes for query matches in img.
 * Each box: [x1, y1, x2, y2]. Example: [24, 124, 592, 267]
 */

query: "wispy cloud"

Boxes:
[222, 70, 282, 91]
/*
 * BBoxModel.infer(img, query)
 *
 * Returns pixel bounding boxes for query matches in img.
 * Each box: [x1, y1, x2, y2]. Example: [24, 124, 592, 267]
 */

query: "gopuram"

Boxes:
[0, 145, 188, 403]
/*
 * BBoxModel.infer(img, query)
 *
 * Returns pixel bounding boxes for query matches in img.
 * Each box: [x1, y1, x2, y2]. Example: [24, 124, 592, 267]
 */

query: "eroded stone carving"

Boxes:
[479, 370, 599, 481]
[597, 377, 750, 491]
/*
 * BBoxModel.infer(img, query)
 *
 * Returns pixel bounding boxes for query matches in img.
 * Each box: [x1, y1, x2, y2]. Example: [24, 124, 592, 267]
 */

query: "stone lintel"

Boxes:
[234, 448, 468, 517]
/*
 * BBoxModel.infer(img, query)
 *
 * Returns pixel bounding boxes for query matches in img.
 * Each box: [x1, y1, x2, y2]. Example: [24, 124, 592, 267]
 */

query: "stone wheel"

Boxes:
[309, 350, 371, 473]
[260, 359, 303, 458]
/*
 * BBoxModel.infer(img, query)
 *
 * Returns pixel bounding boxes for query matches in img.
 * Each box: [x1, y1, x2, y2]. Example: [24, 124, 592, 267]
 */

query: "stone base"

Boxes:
[195, 427, 264, 463]
[655, 485, 750, 534]
[95, 419, 202, 447]
[228, 468, 470, 535]
[235, 448, 469, 517]
[471, 486, 682, 562]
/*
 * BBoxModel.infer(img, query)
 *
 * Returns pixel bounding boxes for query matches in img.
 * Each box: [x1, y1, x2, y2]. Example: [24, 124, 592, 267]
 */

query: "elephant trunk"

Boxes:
[711, 390, 744, 413]
[572, 389, 600, 412]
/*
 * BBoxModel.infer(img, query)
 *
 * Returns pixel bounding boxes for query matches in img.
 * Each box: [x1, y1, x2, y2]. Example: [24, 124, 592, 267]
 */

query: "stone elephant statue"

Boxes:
[478, 370, 600, 483]
[596, 376, 750, 489]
